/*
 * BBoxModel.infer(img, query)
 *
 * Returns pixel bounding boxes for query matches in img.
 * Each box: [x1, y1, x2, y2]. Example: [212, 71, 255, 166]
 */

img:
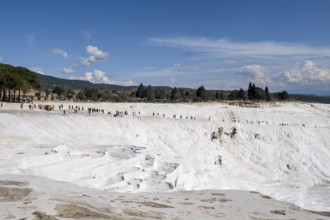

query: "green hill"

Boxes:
[37, 73, 173, 92]
[37, 73, 138, 92]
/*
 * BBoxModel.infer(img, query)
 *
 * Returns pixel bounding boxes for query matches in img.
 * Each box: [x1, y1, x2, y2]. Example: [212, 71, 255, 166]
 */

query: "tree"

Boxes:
[251, 83, 256, 100]
[248, 82, 253, 100]
[238, 88, 245, 100]
[7, 72, 20, 101]
[215, 91, 220, 100]
[19, 78, 32, 100]
[154, 88, 161, 99]
[0, 63, 40, 102]
[228, 90, 239, 100]
[84, 88, 99, 101]
[265, 86, 271, 102]
[254, 87, 266, 100]
[66, 89, 76, 100]
[136, 83, 144, 98]
[196, 85, 207, 101]
[144, 85, 155, 102]
[278, 91, 289, 100]
[155, 89, 167, 100]
[118, 93, 128, 102]
[184, 90, 193, 101]
[52, 85, 65, 97]
[170, 87, 180, 101]
[216, 91, 225, 100]
[76, 91, 86, 100]
[247, 82, 269, 101]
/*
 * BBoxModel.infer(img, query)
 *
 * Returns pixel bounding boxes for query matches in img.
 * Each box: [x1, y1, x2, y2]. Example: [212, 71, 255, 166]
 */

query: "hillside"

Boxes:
[37, 73, 138, 92]
[37, 73, 173, 92]
[290, 94, 330, 104]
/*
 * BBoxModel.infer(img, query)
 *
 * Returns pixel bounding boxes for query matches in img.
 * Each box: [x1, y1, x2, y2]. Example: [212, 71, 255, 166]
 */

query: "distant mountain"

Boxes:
[290, 94, 330, 104]
[37, 73, 172, 92]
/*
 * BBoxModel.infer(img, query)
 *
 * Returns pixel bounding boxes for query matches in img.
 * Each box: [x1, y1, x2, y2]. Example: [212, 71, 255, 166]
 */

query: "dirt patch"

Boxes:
[261, 195, 272, 199]
[219, 198, 232, 203]
[198, 205, 215, 209]
[0, 186, 32, 202]
[211, 193, 225, 196]
[120, 200, 134, 204]
[137, 201, 174, 208]
[178, 202, 194, 205]
[0, 180, 28, 186]
[123, 209, 163, 219]
[55, 204, 113, 219]
[310, 211, 330, 217]
[201, 197, 232, 203]
[32, 211, 58, 220]
[270, 210, 286, 215]
[201, 198, 217, 203]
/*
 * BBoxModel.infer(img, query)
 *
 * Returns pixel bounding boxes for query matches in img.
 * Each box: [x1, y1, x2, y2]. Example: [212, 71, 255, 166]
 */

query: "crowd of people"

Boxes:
[1, 102, 316, 129]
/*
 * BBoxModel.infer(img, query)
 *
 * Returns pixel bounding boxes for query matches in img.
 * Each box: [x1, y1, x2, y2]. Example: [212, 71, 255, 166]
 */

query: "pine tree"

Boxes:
[251, 83, 256, 100]
[170, 87, 180, 100]
[238, 88, 245, 100]
[265, 86, 271, 102]
[215, 91, 220, 100]
[145, 85, 155, 102]
[248, 82, 252, 100]
[135, 83, 144, 98]
[196, 85, 207, 101]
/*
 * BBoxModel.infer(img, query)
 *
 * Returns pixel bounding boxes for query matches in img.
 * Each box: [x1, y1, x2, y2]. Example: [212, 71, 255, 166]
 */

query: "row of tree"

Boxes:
[50, 82, 289, 103]
[50, 86, 131, 102]
[247, 82, 289, 101]
[0, 64, 40, 102]
[134, 83, 289, 102]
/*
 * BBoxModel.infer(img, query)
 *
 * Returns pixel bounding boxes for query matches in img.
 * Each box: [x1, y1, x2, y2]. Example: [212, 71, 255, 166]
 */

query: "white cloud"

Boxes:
[80, 69, 134, 86]
[86, 46, 108, 59]
[240, 64, 265, 74]
[62, 67, 75, 74]
[31, 67, 46, 75]
[82, 69, 109, 83]
[282, 60, 330, 84]
[79, 45, 109, 66]
[149, 37, 330, 58]
[79, 56, 96, 66]
[117, 80, 135, 86]
[239, 64, 271, 85]
[0, 56, 3, 62]
[51, 48, 68, 58]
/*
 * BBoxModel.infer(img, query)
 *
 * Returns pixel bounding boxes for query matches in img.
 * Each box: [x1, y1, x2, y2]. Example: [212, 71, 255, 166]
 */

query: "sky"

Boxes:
[1, 0, 330, 95]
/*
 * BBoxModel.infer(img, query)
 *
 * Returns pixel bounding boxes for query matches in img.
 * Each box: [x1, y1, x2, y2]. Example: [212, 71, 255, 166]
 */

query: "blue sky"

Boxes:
[1, 0, 330, 95]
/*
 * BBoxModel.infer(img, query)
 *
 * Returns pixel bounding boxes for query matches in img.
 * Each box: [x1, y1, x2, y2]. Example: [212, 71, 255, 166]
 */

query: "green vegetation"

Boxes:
[0, 63, 40, 102]
[196, 85, 207, 101]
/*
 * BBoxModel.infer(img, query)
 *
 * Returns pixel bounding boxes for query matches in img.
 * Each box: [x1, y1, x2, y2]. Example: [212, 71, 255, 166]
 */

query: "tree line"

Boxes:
[134, 83, 289, 102]
[36, 82, 291, 103]
[0, 63, 40, 102]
